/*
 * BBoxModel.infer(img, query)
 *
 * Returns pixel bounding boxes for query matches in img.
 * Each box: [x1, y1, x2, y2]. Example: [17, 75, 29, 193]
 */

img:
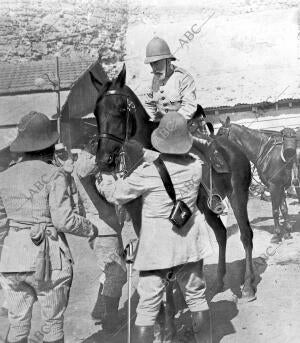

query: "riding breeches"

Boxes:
[135, 260, 209, 326]
[92, 235, 127, 298]
[0, 256, 73, 342]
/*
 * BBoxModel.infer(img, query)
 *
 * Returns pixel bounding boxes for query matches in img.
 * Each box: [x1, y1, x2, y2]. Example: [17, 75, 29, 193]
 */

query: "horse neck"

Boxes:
[125, 86, 154, 148]
[230, 124, 269, 162]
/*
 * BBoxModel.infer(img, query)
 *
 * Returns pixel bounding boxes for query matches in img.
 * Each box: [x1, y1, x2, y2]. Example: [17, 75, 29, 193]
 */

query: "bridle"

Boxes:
[97, 89, 136, 145]
[95, 89, 136, 176]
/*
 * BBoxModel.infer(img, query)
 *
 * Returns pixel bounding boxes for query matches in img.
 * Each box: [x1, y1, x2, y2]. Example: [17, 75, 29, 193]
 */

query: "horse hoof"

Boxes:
[270, 234, 282, 244]
[240, 290, 257, 303]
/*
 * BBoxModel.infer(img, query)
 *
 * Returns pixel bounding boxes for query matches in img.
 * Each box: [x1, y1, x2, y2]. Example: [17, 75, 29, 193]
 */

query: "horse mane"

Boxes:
[233, 123, 268, 142]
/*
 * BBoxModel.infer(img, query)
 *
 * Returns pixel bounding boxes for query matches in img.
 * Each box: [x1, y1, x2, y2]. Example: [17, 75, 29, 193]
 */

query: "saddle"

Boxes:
[188, 116, 230, 173]
[206, 140, 231, 173]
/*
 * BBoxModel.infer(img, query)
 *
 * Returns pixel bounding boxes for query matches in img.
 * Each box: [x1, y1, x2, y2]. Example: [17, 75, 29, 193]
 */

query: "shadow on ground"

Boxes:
[250, 213, 300, 235]
[82, 256, 268, 343]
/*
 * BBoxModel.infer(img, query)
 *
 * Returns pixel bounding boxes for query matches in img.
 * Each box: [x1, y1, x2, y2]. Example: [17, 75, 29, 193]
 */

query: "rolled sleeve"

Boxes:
[178, 74, 197, 120]
[49, 169, 95, 237]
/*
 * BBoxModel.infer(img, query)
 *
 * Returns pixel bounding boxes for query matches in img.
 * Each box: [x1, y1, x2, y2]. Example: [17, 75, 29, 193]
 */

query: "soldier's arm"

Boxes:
[178, 74, 197, 120]
[98, 164, 149, 205]
[49, 169, 97, 237]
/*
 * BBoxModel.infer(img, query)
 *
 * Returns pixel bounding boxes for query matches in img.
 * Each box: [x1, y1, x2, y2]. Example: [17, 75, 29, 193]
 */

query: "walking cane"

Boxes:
[124, 240, 135, 343]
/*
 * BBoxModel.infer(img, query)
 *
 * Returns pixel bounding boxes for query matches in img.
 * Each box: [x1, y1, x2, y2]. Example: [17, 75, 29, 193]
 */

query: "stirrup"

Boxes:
[207, 194, 225, 215]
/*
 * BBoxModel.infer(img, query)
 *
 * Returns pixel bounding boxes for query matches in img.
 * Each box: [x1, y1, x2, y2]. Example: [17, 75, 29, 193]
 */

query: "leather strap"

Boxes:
[153, 158, 176, 205]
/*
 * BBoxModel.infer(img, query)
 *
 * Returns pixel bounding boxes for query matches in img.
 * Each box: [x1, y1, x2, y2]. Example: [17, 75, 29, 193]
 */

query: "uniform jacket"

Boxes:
[99, 153, 213, 271]
[0, 160, 96, 273]
[143, 65, 197, 121]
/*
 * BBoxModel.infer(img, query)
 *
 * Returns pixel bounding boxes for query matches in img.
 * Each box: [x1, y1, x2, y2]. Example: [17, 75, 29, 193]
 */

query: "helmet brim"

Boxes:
[144, 55, 176, 64]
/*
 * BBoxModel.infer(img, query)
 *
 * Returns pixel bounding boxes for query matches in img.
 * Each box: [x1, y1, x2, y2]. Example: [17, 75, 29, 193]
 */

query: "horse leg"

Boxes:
[198, 190, 227, 293]
[228, 189, 256, 301]
[280, 193, 292, 240]
[269, 183, 283, 243]
[204, 207, 227, 293]
[155, 281, 177, 343]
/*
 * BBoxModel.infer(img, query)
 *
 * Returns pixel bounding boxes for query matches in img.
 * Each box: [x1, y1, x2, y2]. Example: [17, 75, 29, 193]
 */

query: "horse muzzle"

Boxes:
[96, 153, 116, 172]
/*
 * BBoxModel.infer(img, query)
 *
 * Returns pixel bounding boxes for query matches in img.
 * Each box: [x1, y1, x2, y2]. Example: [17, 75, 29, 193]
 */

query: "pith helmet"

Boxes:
[10, 111, 59, 153]
[151, 111, 193, 154]
[144, 37, 176, 64]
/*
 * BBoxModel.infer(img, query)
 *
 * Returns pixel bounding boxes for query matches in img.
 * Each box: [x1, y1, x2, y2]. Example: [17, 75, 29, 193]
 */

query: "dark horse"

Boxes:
[217, 117, 297, 243]
[90, 64, 256, 302]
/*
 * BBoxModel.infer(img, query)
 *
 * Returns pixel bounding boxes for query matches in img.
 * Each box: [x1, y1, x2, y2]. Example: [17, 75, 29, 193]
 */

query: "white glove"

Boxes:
[96, 173, 118, 204]
[74, 150, 97, 178]
[62, 158, 74, 174]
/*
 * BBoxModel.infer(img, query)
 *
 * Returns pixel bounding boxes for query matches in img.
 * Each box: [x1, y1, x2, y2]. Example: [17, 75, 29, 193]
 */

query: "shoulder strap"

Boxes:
[153, 158, 176, 204]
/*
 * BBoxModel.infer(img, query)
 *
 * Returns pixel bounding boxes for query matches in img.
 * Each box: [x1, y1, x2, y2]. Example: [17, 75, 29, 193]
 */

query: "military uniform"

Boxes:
[144, 65, 197, 122]
[0, 112, 97, 343]
[99, 112, 213, 343]
[73, 150, 127, 327]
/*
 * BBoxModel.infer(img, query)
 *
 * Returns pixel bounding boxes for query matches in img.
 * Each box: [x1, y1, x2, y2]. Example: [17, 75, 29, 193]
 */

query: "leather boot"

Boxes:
[191, 310, 212, 343]
[133, 325, 154, 343]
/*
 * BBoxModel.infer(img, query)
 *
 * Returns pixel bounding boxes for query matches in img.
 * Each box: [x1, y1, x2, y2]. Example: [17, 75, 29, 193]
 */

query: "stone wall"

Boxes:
[0, 0, 128, 77]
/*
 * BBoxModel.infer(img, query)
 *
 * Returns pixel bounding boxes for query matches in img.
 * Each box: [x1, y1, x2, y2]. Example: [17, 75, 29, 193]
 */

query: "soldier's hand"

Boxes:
[75, 150, 97, 178]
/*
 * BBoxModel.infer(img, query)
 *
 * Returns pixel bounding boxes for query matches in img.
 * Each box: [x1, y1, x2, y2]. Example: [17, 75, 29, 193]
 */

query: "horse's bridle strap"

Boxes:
[98, 133, 125, 144]
[97, 90, 135, 145]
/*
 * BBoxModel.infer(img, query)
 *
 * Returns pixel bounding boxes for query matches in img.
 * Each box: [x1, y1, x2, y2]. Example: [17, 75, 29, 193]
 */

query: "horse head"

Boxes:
[216, 116, 232, 138]
[90, 64, 138, 172]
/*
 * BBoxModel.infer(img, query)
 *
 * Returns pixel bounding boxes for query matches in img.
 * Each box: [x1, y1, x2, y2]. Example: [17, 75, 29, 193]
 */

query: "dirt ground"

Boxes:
[0, 194, 299, 343]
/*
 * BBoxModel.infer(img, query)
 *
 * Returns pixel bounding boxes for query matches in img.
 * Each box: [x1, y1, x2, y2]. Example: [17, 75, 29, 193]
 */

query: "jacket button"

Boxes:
[160, 90, 164, 93]
[163, 103, 168, 107]
[161, 97, 165, 100]
[165, 109, 168, 113]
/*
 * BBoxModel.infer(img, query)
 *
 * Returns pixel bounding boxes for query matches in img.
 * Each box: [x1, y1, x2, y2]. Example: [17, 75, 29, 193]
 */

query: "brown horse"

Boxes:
[217, 116, 297, 243]
[89, 64, 256, 304]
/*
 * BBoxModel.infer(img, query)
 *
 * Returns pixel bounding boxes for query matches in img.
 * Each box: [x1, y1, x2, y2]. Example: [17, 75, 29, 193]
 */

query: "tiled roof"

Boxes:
[0, 58, 95, 96]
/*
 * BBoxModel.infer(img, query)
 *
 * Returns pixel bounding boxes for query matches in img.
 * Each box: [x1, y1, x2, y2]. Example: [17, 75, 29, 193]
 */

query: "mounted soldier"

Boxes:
[141, 36, 227, 215]
[142, 36, 211, 136]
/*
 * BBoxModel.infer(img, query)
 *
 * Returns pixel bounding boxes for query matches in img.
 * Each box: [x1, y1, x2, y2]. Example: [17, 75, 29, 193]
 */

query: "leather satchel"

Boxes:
[153, 158, 192, 229]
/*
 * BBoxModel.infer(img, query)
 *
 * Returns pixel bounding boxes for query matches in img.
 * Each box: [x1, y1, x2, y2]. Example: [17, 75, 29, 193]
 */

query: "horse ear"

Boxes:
[115, 64, 126, 88]
[219, 119, 225, 126]
[206, 122, 214, 135]
[225, 116, 231, 126]
[89, 71, 104, 93]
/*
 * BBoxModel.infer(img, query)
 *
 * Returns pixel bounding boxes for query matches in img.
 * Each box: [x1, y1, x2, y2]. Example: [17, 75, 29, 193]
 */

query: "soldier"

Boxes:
[142, 36, 211, 135]
[98, 112, 213, 343]
[0, 111, 98, 343]
[73, 147, 127, 332]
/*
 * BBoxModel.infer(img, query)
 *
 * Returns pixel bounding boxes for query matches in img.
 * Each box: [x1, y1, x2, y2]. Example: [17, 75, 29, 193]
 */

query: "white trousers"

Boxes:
[0, 256, 72, 342]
